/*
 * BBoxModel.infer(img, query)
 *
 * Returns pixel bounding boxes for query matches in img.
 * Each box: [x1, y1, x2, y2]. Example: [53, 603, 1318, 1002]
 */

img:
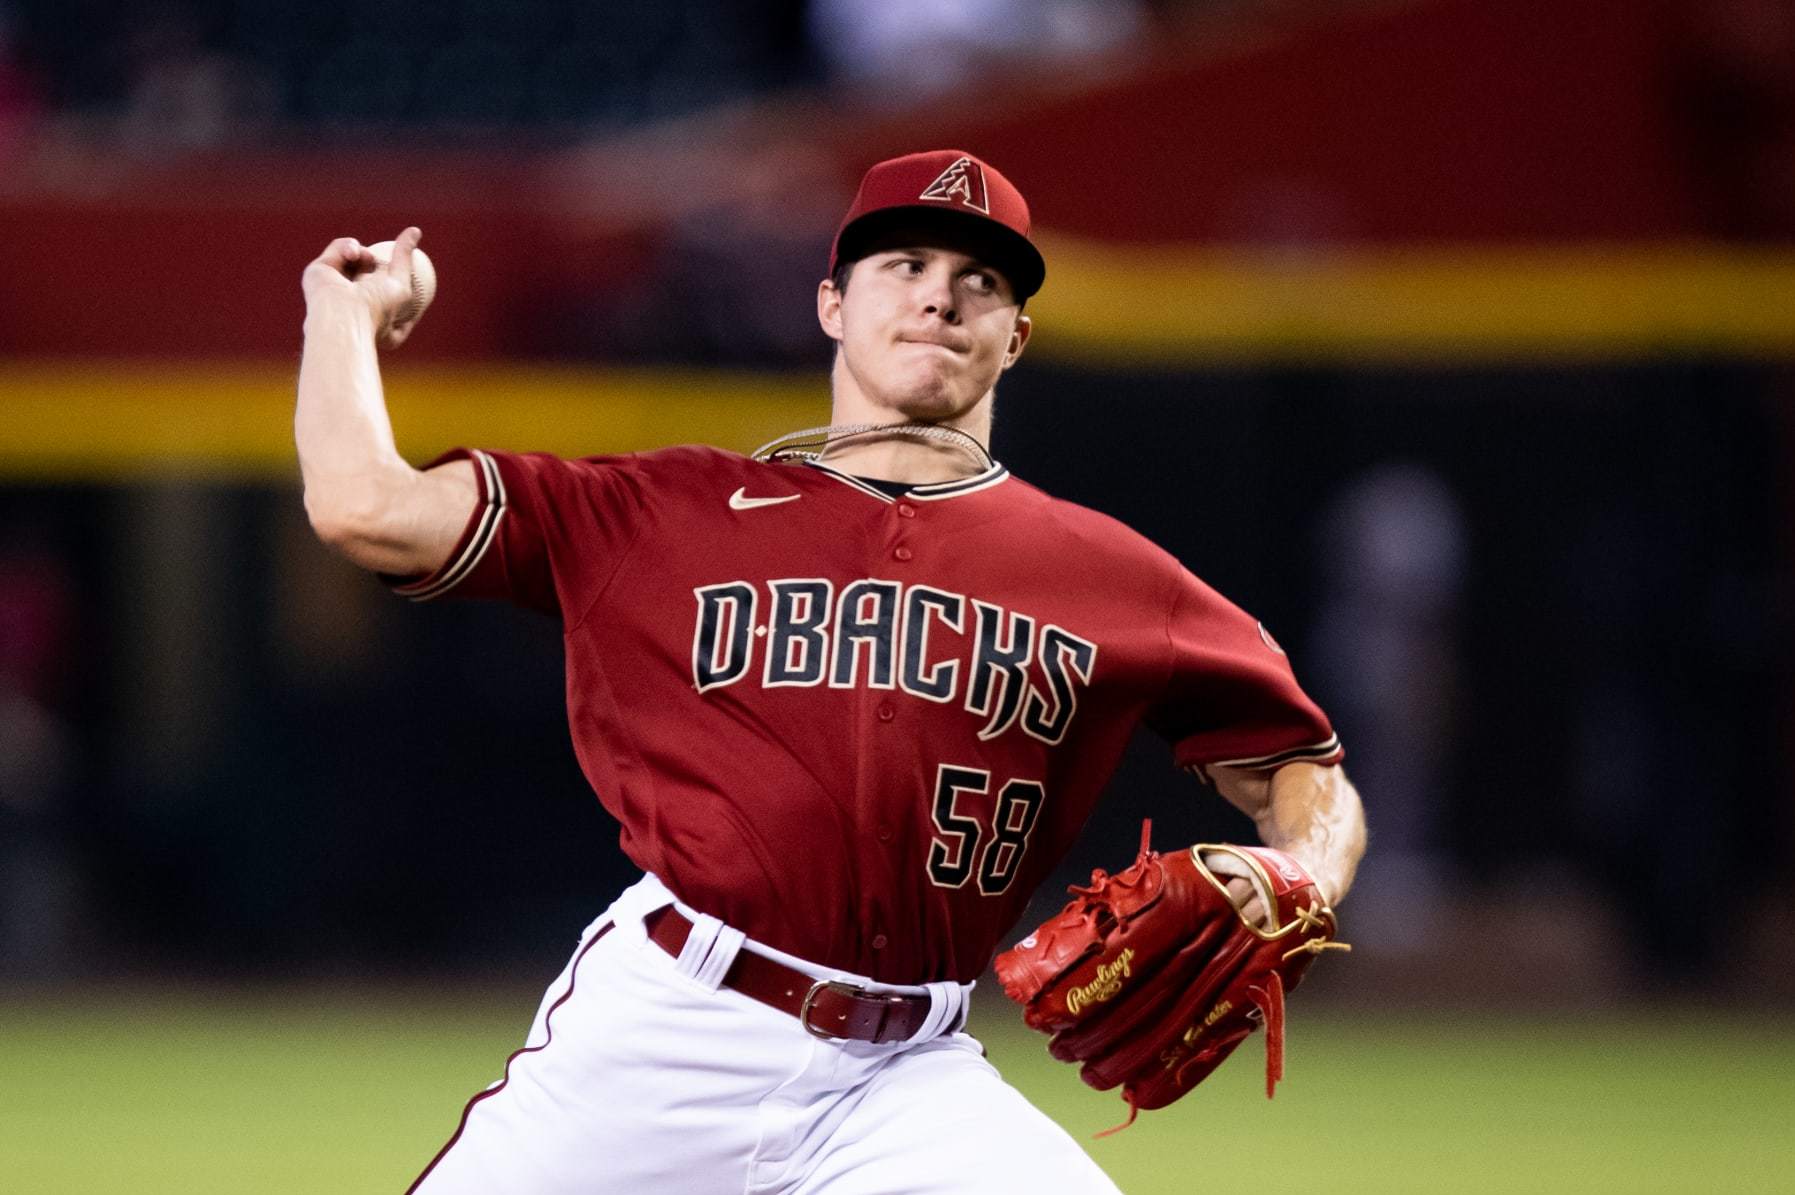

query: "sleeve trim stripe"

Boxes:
[393, 450, 506, 603]
[1197, 735, 1344, 772]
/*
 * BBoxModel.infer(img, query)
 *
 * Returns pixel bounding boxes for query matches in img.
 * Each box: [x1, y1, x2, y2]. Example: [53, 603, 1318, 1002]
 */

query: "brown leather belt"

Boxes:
[644, 905, 945, 1044]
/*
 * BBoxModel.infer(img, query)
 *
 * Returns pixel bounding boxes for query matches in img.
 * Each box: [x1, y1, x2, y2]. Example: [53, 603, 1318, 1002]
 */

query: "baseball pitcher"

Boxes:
[295, 149, 1368, 1194]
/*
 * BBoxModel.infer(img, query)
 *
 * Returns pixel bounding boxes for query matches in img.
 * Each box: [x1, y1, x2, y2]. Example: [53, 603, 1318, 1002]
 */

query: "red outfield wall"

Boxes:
[0, 0, 1783, 362]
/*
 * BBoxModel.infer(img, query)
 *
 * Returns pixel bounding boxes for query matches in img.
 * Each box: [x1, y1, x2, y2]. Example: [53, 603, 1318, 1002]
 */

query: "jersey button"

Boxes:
[893, 546, 914, 561]
[876, 702, 895, 722]
[897, 503, 916, 518]
[876, 824, 893, 843]
[871, 933, 888, 950]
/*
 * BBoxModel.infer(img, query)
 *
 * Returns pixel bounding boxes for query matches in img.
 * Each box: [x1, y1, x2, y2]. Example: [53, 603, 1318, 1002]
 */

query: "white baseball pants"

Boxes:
[408, 875, 1120, 1194]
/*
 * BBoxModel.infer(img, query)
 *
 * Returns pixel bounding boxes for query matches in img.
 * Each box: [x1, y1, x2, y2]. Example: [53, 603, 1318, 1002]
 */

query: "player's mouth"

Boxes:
[898, 335, 967, 353]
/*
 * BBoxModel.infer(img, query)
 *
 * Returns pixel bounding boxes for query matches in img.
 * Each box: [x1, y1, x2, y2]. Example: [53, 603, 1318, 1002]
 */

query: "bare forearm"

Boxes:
[1253, 763, 1366, 905]
[295, 294, 410, 525]
[295, 232, 476, 576]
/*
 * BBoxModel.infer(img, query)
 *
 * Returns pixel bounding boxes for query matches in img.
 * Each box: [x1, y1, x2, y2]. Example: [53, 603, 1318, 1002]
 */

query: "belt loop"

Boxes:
[673, 911, 743, 990]
[695, 925, 744, 988]
[916, 981, 967, 1041]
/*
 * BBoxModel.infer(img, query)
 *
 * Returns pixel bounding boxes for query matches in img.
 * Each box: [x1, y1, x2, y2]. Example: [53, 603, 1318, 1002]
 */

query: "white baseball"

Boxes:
[367, 239, 437, 333]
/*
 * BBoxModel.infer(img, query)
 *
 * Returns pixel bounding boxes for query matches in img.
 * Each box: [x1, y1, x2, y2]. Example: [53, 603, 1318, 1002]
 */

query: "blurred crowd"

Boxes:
[0, 0, 1786, 177]
[0, 0, 1184, 154]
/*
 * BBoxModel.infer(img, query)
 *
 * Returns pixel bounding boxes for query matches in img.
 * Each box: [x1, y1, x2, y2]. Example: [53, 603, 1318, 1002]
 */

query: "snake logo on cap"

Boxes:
[919, 156, 990, 214]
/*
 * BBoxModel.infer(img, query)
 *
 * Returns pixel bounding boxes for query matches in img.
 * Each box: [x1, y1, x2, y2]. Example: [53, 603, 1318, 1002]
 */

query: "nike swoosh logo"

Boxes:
[728, 487, 802, 511]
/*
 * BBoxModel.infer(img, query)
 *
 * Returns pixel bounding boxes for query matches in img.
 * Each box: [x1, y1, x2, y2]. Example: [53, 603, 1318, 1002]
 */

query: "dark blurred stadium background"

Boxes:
[0, 0, 1792, 1188]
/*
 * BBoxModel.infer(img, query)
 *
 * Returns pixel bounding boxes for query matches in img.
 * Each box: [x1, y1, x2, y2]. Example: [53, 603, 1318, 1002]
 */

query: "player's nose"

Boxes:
[919, 272, 960, 323]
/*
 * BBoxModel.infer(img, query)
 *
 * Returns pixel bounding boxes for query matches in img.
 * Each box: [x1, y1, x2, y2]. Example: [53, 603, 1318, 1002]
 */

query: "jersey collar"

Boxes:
[801, 459, 1010, 503]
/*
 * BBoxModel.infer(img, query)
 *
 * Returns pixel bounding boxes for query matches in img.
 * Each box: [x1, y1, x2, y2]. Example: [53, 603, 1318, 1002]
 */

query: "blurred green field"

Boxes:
[2, 987, 1791, 1194]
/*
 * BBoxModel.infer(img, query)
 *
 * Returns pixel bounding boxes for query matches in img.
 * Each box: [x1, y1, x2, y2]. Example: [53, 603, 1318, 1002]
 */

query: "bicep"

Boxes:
[313, 458, 480, 577]
[396, 459, 483, 574]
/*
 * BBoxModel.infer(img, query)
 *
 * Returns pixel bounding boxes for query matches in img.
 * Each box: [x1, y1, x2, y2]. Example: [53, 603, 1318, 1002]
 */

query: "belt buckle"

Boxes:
[798, 978, 870, 1041]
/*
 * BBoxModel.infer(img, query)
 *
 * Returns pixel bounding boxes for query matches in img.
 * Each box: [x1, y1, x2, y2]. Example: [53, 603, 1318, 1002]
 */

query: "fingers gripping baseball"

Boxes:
[302, 227, 432, 348]
[303, 236, 375, 295]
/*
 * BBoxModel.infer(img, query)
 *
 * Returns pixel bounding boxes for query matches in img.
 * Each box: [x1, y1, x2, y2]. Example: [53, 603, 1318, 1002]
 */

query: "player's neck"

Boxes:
[815, 434, 988, 485]
[825, 373, 995, 484]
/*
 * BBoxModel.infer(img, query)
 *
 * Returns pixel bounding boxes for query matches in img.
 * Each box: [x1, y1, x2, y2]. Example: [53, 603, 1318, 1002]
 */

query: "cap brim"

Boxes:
[834, 206, 1045, 300]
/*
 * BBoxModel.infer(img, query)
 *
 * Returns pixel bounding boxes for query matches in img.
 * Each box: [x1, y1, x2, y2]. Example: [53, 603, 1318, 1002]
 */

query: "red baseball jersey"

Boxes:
[390, 446, 1341, 983]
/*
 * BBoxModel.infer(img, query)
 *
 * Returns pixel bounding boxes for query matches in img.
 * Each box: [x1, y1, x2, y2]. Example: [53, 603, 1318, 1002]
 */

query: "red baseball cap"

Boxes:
[829, 149, 1046, 299]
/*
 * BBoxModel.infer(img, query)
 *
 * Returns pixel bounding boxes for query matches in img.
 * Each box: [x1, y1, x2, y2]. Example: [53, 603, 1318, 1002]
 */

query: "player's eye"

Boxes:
[965, 270, 996, 293]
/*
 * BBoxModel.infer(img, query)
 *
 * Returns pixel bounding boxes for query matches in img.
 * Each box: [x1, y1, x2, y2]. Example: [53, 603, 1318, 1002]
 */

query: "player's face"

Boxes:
[818, 235, 1031, 426]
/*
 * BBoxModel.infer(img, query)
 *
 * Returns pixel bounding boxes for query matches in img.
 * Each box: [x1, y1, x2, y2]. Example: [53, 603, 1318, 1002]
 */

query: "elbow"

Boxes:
[302, 486, 350, 548]
[303, 477, 397, 567]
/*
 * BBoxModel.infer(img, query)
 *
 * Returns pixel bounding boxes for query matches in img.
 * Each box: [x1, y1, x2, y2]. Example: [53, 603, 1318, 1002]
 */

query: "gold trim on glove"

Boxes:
[1188, 845, 1343, 944]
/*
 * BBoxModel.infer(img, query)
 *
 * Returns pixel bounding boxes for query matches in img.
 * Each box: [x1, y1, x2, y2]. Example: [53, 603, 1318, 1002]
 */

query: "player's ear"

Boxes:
[1002, 314, 1031, 369]
[817, 277, 844, 342]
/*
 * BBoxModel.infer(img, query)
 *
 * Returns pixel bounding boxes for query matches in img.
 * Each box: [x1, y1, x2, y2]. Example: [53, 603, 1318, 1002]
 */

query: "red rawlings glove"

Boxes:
[994, 822, 1348, 1132]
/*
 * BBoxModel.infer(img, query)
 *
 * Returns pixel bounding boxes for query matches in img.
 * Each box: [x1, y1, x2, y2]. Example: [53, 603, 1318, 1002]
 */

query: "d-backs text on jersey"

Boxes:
[692, 579, 1098, 746]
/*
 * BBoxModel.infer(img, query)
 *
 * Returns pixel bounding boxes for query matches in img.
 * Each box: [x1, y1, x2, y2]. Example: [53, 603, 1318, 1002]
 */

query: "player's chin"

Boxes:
[886, 373, 985, 423]
[891, 388, 976, 425]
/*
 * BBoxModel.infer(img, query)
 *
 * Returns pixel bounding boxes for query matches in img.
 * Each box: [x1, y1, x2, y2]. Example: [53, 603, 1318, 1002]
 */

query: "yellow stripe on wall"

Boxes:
[1028, 239, 1795, 364]
[3, 245, 1792, 479]
[0, 365, 829, 482]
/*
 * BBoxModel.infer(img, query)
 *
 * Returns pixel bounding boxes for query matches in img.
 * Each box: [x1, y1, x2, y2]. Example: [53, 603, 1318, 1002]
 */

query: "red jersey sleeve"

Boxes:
[1148, 567, 1343, 776]
[384, 447, 644, 621]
